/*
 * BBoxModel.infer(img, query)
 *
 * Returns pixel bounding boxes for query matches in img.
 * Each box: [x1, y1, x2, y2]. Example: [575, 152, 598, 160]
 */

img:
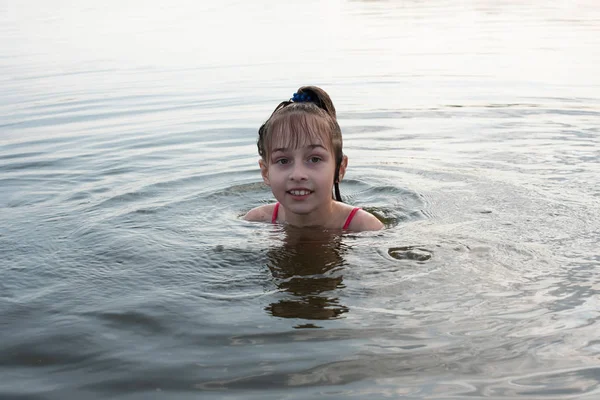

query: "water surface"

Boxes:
[1, 1, 600, 398]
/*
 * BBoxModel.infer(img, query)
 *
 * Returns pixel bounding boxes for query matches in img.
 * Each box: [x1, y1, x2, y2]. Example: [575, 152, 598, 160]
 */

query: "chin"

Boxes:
[285, 202, 317, 215]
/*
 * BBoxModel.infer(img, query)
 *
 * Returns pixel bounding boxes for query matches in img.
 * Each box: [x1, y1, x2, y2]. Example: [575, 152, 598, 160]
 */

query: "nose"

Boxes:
[289, 162, 308, 181]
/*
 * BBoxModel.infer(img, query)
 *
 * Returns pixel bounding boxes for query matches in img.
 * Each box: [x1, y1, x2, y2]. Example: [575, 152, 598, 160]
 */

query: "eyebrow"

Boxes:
[271, 144, 328, 153]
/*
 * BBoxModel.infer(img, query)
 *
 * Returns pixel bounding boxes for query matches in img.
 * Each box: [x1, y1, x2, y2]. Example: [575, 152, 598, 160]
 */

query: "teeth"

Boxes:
[289, 190, 311, 196]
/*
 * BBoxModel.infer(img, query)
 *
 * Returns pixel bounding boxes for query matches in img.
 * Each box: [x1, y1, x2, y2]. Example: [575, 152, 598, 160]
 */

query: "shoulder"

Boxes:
[348, 208, 384, 231]
[244, 203, 277, 222]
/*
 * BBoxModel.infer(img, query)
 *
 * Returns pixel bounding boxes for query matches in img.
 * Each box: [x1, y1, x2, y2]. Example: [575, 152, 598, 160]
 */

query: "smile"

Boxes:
[288, 189, 312, 196]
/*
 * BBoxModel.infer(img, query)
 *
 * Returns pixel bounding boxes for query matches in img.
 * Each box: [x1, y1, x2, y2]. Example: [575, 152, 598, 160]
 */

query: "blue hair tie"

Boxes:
[292, 92, 312, 103]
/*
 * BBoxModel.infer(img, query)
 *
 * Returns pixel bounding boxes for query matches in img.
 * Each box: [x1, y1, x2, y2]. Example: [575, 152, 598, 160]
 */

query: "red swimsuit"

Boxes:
[271, 202, 360, 230]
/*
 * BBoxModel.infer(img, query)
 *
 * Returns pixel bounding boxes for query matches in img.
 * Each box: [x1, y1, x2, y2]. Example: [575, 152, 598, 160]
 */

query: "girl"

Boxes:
[244, 86, 383, 231]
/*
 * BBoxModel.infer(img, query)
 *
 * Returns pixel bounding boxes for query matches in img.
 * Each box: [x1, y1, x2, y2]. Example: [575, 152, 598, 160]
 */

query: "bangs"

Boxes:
[266, 111, 333, 157]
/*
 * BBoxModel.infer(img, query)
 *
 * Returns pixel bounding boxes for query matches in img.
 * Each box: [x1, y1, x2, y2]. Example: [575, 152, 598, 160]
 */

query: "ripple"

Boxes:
[86, 310, 168, 335]
[387, 246, 433, 261]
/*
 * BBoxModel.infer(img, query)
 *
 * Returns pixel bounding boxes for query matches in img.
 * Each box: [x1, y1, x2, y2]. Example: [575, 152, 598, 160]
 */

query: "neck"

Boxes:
[283, 200, 337, 228]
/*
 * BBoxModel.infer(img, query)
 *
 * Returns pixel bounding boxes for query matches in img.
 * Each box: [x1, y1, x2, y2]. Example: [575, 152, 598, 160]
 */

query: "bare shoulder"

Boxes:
[244, 203, 276, 222]
[349, 209, 384, 231]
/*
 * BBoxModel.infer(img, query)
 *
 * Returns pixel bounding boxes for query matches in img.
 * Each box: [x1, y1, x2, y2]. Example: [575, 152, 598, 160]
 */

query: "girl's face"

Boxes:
[260, 135, 346, 222]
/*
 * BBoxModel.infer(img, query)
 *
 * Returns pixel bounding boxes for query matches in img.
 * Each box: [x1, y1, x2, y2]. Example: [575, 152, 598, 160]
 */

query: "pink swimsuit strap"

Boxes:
[271, 203, 360, 229]
[271, 202, 280, 224]
[343, 207, 361, 230]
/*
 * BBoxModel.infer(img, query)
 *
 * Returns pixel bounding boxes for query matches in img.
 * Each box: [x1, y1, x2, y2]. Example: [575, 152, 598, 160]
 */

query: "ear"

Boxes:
[337, 155, 348, 182]
[259, 159, 271, 186]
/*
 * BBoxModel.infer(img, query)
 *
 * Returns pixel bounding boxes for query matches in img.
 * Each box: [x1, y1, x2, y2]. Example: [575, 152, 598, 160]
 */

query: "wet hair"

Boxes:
[257, 86, 344, 201]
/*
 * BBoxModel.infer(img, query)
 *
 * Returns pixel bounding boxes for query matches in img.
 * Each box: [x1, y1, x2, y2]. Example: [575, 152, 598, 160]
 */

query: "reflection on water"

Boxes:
[266, 227, 349, 325]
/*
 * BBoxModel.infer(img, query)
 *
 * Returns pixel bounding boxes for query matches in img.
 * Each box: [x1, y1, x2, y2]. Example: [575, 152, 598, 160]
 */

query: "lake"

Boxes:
[1, 0, 600, 398]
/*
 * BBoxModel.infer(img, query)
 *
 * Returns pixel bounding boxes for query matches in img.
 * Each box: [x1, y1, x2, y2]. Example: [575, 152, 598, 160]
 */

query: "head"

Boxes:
[257, 86, 347, 201]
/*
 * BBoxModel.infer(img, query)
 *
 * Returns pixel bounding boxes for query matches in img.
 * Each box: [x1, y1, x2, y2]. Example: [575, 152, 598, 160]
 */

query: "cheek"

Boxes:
[270, 170, 287, 185]
[317, 165, 336, 183]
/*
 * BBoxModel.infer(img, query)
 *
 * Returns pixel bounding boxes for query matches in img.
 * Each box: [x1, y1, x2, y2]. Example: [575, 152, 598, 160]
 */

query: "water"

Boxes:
[1, 0, 600, 398]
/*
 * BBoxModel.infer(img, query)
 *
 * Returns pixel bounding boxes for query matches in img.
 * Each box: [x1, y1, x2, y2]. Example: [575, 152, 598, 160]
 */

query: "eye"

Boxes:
[308, 156, 321, 163]
[275, 158, 289, 165]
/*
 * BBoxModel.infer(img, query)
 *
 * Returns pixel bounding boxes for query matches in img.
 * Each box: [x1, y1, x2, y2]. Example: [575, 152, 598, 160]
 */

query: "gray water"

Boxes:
[2, 1, 600, 399]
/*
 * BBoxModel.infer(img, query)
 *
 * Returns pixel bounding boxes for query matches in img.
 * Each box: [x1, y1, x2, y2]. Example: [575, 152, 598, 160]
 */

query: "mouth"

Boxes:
[287, 189, 313, 196]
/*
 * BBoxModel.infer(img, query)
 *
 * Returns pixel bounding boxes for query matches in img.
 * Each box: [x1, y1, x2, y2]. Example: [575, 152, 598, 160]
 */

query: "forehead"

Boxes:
[268, 112, 332, 152]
